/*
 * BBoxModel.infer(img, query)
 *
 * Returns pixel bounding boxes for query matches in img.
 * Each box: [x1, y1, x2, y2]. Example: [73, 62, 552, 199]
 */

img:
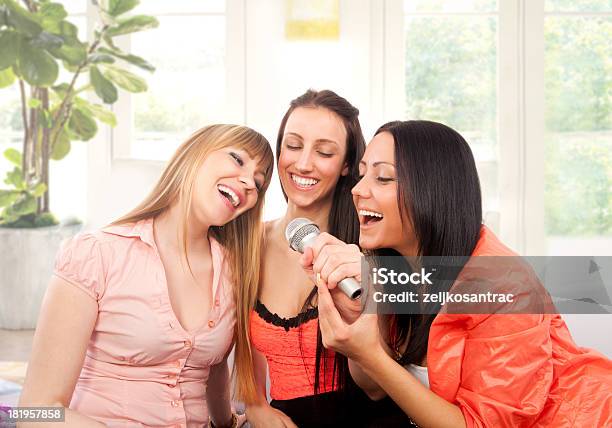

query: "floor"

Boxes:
[0, 329, 34, 408]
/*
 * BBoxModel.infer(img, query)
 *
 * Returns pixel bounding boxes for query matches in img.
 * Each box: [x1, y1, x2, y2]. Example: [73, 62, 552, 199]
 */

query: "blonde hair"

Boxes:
[112, 124, 273, 403]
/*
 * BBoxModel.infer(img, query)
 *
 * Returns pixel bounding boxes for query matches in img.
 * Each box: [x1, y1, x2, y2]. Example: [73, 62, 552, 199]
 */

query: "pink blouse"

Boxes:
[53, 218, 235, 427]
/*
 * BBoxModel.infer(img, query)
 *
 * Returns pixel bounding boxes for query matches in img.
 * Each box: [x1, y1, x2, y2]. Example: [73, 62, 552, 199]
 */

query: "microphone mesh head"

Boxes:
[285, 218, 320, 252]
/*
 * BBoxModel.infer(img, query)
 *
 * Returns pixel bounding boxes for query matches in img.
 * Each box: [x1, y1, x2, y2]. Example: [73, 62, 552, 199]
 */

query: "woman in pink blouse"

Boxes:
[19, 125, 274, 428]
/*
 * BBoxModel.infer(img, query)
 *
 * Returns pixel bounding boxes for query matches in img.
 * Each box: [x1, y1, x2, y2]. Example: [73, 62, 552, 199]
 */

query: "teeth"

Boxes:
[291, 174, 319, 187]
[359, 209, 383, 218]
[218, 184, 240, 207]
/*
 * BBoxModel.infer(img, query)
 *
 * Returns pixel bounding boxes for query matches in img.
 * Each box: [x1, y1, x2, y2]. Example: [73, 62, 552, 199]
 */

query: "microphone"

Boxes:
[285, 218, 363, 300]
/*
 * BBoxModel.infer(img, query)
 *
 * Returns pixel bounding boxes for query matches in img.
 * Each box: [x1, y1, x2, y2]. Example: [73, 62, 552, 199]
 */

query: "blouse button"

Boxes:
[184, 340, 192, 348]
[170, 400, 180, 407]
[174, 360, 182, 367]
[208, 320, 215, 328]
[214, 299, 220, 307]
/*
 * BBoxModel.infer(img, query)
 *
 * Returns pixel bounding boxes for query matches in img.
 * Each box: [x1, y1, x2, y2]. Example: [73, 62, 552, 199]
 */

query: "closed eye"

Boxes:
[230, 151, 244, 166]
[377, 177, 394, 183]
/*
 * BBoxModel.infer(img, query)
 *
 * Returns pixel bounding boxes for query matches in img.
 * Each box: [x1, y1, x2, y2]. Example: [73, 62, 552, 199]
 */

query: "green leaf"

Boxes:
[108, 0, 139, 17]
[30, 31, 63, 50]
[59, 21, 79, 39]
[51, 82, 70, 97]
[17, 40, 59, 87]
[5, 167, 24, 189]
[4, 0, 42, 37]
[0, 190, 21, 208]
[89, 53, 115, 64]
[30, 182, 47, 198]
[40, 2, 68, 23]
[3, 148, 22, 166]
[98, 47, 154, 72]
[89, 104, 116, 127]
[90, 65, 118, 103]
[102, 33, 118, 50]
[103, 65, 147, 92]
[0, 30, 20, 69]
[75, 98, 117, 127]
[68, 106, 98, 141]
[10, 193, 37, 216]
[106, 15, 158, 37]
[27, 97, 41, 108]
[44, 22, 86, 65]
[50, 128, 71, 160]
[62, 59, 81, 73]
[48, 40, 87, 65]
[0, 67, 15, 88]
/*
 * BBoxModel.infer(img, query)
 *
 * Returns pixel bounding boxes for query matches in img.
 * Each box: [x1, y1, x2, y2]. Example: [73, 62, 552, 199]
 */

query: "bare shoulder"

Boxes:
[264, 218, 281, 237]
[263, 219, 285, 250]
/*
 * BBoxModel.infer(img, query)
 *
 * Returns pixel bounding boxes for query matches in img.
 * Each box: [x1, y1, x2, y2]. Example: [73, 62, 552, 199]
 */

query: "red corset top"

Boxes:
[249, 301, 338, 400]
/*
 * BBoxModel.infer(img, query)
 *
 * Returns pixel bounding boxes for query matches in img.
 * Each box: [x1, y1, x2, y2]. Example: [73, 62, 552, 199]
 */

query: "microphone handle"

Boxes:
[338, 277, 363, 300]
[301, 234, 363, 300]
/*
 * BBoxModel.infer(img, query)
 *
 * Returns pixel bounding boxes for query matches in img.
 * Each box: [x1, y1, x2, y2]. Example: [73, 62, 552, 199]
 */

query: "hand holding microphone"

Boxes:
[285, 218, 380, 360]
[285, 218, 363, 300]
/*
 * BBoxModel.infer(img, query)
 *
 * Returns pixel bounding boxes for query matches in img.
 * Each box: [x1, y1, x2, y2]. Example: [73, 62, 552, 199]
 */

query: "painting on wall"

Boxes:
[285, 0, 340, 40]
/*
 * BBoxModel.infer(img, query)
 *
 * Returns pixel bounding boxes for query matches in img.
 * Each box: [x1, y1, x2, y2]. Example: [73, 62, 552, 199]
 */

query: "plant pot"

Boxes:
[0, 223, 82, 330]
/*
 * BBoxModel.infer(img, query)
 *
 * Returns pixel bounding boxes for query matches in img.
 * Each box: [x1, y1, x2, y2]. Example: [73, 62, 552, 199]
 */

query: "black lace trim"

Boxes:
[255, 300, 318, 332]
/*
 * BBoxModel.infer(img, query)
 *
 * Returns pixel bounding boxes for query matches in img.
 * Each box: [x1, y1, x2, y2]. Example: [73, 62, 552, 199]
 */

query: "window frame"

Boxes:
[107, 0, 247, 162]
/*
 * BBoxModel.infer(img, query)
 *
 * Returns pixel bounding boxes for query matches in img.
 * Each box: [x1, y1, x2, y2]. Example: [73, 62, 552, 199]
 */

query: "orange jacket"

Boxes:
[427, 226, 612, 427]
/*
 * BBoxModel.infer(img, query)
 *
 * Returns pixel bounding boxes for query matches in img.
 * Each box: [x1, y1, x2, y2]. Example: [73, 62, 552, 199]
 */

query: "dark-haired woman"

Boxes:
[302, 120, 612, 427]
[245, 91, 412, 427]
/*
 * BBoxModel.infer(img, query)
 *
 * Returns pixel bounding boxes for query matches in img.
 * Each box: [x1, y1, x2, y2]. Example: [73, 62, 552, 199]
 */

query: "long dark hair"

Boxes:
[371, 120, 483, 365]
[276, 89, 366, 393]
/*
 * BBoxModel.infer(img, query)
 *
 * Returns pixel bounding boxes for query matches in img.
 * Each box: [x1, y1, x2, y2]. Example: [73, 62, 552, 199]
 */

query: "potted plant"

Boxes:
[0, 0, 157, 328]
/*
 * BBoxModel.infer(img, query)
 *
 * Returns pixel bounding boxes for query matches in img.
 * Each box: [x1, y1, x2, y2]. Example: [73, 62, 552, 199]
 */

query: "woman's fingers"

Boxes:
[236, 413, 247, 427]
[313, 245, 362, 289]
[316, 278, 350, 350]
[309, 232, 344, 258]
[322, 258, 361, 289]
[299, 246, 314, 267]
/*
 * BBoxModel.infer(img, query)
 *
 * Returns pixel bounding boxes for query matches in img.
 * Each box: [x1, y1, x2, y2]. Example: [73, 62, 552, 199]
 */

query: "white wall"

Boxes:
[245, 0, 376, 220]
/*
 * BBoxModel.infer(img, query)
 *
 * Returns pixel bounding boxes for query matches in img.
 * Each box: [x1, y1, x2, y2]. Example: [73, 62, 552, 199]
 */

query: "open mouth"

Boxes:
[291, 173, 320, 189]
[359, 209, 384, 226]
[218, 184, 241, 208]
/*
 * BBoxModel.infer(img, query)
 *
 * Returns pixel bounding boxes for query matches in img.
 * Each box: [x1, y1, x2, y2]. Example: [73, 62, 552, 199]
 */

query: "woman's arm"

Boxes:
[206, 354, 234, 427]
[357, 341, 466, 428]
[244, 347, 297, 428]
[317, 282, 466, 428]
[348, 359, 386, 400]
[18, 277, 105, 427]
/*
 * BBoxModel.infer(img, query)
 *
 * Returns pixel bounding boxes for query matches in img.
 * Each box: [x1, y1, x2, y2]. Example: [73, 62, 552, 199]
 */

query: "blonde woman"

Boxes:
[19, 125, 274, 428]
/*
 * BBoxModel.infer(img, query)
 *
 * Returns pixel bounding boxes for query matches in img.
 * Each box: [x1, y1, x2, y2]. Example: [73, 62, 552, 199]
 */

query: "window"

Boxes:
[544, 0, 612, 254]
[390, 0, 611, 254]
[112, 0, 244, 161]
[402, 0, 499, 223]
